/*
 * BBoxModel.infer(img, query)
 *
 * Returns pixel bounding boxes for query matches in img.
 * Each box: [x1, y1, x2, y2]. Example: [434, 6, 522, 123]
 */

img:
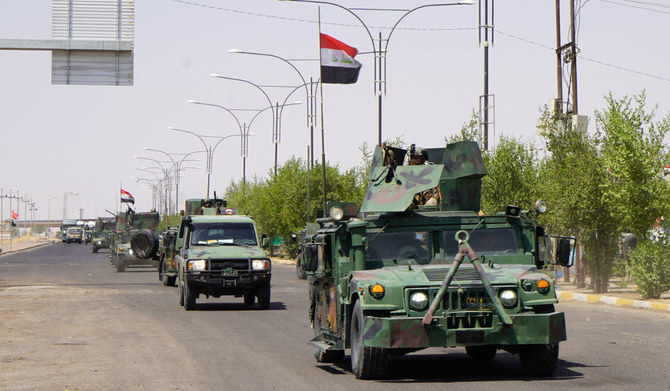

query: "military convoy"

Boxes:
[157, 198, 272, 310]
[297, 141, 573, 379]
[65, 226, 83, 243]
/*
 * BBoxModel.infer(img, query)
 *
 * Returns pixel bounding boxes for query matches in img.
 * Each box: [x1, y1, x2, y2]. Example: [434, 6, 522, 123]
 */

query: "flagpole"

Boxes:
[318, 8, 328, 218]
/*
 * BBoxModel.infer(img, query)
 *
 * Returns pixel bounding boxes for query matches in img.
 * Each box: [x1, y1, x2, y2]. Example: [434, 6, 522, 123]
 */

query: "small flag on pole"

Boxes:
[12, 211, 18, 219]
[121, 189, 135, 204]
[320, 33, 362, 84]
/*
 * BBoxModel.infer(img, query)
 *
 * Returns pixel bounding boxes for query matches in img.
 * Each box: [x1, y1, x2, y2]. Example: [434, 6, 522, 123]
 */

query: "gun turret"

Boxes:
[361, 141, 487, 213]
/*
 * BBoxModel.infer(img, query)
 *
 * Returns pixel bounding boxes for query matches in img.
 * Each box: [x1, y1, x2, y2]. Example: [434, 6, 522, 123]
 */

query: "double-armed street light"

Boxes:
[143, 147, 205, 213]
[280, 0, 474, 146]
[62, 191, 78, 220]
[167, 127, 249, 198]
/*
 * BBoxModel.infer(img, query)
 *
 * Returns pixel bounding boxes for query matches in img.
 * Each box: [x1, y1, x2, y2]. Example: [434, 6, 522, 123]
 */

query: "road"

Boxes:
[1, 244, 669, 390]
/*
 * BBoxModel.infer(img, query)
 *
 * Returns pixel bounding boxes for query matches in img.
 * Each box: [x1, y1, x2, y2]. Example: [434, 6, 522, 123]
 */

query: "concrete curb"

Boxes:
[557, 290, 670, 312]
[0, 241, 53, 257]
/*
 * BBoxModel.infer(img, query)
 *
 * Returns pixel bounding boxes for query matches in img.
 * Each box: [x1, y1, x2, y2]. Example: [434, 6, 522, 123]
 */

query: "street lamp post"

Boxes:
[134, 157, 173, 214]
[62, 192, 78, 220]
[280, 0, 474, 145]
[143, 148, 205, 214]
[228, 49, 319, 167]
[48, 196, 59, 237]
[167, 127, 246, 198]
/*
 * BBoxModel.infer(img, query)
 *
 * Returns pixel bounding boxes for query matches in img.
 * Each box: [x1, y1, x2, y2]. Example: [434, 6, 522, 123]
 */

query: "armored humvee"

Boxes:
[161, 198, 272, 310]
[109, 210, 161, 272]
[92, 217, 115, 253]
[299, 141, 573, 379]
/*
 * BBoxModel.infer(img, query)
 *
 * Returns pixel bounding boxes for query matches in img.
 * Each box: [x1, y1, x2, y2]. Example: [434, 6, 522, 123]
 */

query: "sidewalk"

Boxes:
[556, 278, 670, 312]
[0, 237, 55, 256]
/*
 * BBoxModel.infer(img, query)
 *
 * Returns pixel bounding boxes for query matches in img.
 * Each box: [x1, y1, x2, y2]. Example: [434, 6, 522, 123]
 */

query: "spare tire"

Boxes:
[131, 229, 159, 259]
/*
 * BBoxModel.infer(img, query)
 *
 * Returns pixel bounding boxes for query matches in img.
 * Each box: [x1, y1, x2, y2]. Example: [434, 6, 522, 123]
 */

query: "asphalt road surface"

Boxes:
[1, 244, 669, 390]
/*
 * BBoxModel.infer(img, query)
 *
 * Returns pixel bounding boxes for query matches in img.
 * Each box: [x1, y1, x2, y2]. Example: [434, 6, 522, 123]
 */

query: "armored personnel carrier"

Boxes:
[299, 141, 573, 379]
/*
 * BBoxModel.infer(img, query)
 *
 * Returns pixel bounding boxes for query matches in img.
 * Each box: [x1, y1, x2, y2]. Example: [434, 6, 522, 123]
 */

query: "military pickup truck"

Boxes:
[299, 141, 573, 379]
[164, 198, 271, 310]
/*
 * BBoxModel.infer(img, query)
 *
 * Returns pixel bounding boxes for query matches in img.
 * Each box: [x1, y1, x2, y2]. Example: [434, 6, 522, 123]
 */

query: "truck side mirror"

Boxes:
[555, 238, 573, 267]
[261, 234, 269, 247]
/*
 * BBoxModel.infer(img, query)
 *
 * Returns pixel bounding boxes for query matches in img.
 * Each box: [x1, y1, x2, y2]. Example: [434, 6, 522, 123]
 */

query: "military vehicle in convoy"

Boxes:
[160, 198, 271, 311]
[109, 210, 161, 272]
[65, 226, 83, 243]
[298, 141, 573, 379]
[61, 219, 78, 243]
[92, 217, 115, 253]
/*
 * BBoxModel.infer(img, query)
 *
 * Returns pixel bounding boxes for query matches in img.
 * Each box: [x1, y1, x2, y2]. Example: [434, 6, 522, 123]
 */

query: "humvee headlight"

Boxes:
[329, 206, 344, 221]
[188, 259, 207, 271]
[409, 291, 429, 311]
[252, 259, 271, 270]
[128, 249, 133, 255]
[369, 283, 385, 299]
[499, 289, 518, 308]
[537, 279, 551, 294]
[534, 200, 548, 214]
[521, 280, 534, 292]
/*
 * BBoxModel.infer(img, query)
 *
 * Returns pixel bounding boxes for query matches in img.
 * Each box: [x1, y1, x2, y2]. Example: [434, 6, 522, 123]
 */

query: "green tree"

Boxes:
[630, 233, 670, 299]
[480, 136, 540, 214]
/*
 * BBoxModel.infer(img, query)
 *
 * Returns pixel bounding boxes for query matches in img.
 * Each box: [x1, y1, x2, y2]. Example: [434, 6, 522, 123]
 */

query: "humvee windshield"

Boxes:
[443, 228, 519, 257]
[366, 231, 430, 263]
[190, 222, 257, 246]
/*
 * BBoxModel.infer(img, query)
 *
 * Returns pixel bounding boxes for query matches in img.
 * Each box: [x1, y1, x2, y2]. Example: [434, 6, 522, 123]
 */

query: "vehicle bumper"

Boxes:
[362, 311, 566, 348]
[186, 271, 271, 295]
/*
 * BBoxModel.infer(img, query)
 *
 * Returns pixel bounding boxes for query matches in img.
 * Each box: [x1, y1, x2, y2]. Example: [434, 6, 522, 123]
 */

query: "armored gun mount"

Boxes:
[362, 141, 486, 213]
[183, 197, 233, 216]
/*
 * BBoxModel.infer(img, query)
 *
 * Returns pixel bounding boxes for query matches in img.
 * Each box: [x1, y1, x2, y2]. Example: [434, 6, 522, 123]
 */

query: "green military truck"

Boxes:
[299, 141, 573, 379]
[109, 210, 161, 272]
[92, 217, 115, 253]
[162, 198, 271, 311]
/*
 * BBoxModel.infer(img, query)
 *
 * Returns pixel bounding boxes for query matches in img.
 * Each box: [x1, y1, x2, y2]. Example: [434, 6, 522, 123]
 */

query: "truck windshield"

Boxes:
[366, 231, 430, 263]
[190, 222, 257, 246]
[442, 228, 519, 257]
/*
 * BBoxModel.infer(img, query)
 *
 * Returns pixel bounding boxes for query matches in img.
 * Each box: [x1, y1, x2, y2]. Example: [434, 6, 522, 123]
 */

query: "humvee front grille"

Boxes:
[423, 267, 482, 283]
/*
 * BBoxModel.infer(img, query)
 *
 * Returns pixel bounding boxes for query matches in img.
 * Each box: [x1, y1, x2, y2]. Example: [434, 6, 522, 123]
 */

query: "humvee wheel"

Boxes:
[295, 251, 306, 280]
[466, 345, 497, 360]
[116, 256, 125, 272]
[350, 300, 388, 379]
[244, 291, 255, 306]
[183, 282, 196, 310]
[256, 284, 271, 310]
[519, 343, 559, 377]
[92, 244, 99, 253]
[161, 262, 176, 286]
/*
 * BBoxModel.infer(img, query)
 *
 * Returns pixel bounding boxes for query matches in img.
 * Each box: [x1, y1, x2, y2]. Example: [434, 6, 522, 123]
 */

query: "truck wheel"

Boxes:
[92, 244, 98, 253]
[116, 256, 125, 272]
[466, 345, 497, 360]
[178, 278, 184, 306]
[313, 308, 344, 363]
[295, 252, 306, 280]
[161, 262, 176, 286]
[244, 292, 255, 306]
[184, 282, 196, 310]
[256, 284, 271, 310]
[519, 343, 559, 377]
[350, 300, 388, 379]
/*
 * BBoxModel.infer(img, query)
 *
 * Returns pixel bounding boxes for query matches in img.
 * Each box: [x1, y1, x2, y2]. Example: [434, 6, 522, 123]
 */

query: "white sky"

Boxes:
[1, 0, 668, 220]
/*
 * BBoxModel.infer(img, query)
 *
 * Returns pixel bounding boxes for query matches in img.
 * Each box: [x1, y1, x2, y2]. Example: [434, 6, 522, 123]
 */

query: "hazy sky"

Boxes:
[1, 0, 668, 220]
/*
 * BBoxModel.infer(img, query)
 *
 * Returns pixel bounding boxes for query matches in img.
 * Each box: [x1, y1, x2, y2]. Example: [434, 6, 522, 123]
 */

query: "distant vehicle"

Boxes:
[299, 142, 574, 379]
[60, 219, 77, 243]
[92, 217, 115, 253]
[161, 198, 271, 311]
[65, 227, 83, 244]
[109, 210, 161, 272]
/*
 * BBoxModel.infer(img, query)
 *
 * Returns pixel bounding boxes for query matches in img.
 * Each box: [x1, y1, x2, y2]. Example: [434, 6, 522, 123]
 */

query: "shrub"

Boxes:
[630, 237, 670, 299]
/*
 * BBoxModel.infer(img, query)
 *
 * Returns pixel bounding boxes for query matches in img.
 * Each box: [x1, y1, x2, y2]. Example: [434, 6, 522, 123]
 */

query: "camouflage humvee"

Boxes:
[109, 210, 161, 272]
[92, 217, 115, 253]
[300, 141, 573, 379]
[161, 198, 271, 311]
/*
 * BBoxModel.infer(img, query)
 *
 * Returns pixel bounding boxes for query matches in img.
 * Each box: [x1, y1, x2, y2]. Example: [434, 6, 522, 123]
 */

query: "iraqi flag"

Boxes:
[120, 189, 135, 204]
[320, 33, 362, 84]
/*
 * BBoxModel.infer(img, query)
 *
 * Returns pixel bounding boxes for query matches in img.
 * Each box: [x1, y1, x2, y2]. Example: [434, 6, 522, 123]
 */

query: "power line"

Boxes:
[497, 30, 670, 83]
[599, 0, 670, 14]
[172, 0, 475, 31]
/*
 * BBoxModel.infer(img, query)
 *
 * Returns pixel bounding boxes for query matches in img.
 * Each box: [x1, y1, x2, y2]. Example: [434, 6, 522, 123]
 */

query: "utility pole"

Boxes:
[554, 0, 563, 116]
[556, 0, 578, 115]
[569, 0, 578, 114]
[479, 0, 495, 151]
